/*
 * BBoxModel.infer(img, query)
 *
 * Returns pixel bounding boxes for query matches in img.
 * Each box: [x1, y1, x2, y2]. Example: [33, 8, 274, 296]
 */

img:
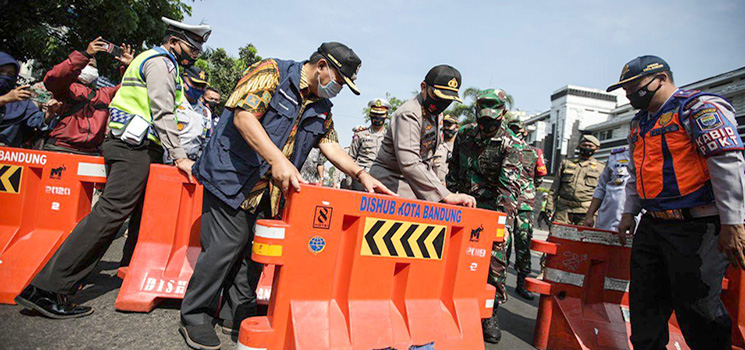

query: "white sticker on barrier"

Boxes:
[604, 277, 630, 292]
[256, 286, 271, 303]
[77, 162, 107, 178]
[255, 225, 286, 240]
[544, 267, 585, 287]
[550, 224, 633, 247]
[485, 299, 495, 309]
[498, 215, 506, 225]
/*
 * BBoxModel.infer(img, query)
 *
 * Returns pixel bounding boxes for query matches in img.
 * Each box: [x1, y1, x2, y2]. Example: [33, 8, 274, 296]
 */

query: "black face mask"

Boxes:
[422, 90, 452, 116]
[477, 117, 502, 135]
[205, 101, 218, 112]
[171, 42, 196, 68]
[627, 76, 661, 110]
[370, 115, 386, 126]
[443, 128, 457, 140]
[579, 147, 596, 157]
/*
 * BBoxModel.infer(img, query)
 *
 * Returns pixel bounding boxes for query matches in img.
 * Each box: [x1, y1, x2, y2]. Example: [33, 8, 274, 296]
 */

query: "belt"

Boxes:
[646, 203, 719, 221]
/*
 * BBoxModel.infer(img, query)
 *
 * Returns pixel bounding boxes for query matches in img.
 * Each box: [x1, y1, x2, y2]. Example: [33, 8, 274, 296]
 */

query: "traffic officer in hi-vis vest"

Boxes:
[15, 17, 210, 319]
[612, 56, 745, 350]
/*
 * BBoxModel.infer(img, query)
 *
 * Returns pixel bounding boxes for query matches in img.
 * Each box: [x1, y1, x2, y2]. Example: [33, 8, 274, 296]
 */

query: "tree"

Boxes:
[1, 0, 192, 78]
[361, 92, 406, 122]
[445, 87, 515, 124]
[195, 43, 262, 104]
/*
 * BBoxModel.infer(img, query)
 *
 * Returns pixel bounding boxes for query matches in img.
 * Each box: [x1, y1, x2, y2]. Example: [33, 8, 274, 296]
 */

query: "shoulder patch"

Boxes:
[163, 57, 176, 73]
[611, 147, 627, 154]
[694, 105, 724, 131]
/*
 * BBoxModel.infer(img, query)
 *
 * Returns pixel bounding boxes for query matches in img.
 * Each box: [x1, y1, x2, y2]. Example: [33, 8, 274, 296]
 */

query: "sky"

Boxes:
[185, 0, 745, 147]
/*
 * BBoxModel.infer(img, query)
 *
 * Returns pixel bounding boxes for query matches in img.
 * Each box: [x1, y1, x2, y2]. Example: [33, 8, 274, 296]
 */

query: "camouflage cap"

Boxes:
[475, 88, 508, 119]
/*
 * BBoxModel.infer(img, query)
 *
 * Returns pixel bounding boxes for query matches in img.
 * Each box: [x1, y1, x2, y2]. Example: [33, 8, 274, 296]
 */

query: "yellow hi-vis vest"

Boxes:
[108, 47, 184, 144]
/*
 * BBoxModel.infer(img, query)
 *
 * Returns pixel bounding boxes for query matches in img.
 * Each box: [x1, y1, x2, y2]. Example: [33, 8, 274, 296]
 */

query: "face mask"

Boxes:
[370, 115, 386, 126]
[422, 90, 452, 116]
[78, 65, 99, 85]
[627, 76, 661, 110]
[579, 147, 596, 157]
[185, 82, 205, 102]
[317, 67, 342, 99]
[171, 42, 196, 68]
[443, 128, 457, 140]
[0, 74, 16, 95]
[205, 100, 218, 112]
[477, 117, 502, 135]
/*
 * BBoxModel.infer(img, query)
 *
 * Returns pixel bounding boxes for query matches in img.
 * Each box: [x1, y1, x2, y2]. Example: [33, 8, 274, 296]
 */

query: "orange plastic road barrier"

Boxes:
[114, 164, 202, 312]
[0, 146, 106, 304]
[526, 223, 745, 350]
[723, 266, 745, 348]
[238, 184, 506, 350]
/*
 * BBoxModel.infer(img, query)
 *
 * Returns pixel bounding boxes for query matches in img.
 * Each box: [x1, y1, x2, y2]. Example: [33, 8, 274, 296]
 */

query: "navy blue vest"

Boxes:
[194, 59, 333, 209]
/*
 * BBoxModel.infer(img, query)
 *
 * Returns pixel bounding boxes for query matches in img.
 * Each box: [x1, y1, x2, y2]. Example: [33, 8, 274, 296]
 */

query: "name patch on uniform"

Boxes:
[695, 126, 741, 155]
[649, 124, 679, 136]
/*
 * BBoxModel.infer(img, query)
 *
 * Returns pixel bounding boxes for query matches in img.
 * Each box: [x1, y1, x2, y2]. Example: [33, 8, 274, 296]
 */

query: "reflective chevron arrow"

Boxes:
[361, 218, 446, 260]
[0, 164, 22, 194]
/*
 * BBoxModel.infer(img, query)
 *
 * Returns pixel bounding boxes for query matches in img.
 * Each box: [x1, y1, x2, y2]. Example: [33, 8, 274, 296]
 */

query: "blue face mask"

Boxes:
[184, 82, 205, 102]
[317, 66, 342, 99]
[0, 74, 16, 95]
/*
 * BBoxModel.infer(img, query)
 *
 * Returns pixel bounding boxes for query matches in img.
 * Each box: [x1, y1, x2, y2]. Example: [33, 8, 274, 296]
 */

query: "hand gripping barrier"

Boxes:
[114, 164, 203, 312]
[0, 146, 106, 304]
[238, 184, 506, 350]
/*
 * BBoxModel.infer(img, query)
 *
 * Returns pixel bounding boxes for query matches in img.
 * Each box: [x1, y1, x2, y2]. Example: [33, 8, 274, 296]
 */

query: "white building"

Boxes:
[525, 66, 745, 172]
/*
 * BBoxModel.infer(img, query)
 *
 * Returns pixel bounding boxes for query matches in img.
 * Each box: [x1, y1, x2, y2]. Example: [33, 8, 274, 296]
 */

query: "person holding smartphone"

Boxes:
[0, 52, 62, 147]
[42, 36, 134, 156]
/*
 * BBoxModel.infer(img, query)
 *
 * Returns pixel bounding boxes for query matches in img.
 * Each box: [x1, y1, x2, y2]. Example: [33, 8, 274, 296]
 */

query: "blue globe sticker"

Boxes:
[308, 236, 326, 254]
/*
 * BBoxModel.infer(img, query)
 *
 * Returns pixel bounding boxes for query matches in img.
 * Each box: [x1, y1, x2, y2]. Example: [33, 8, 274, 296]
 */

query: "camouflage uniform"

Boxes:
[503, 118, 547, 290]
[446, 121, 524, 304]
[299, 148, 327, 184]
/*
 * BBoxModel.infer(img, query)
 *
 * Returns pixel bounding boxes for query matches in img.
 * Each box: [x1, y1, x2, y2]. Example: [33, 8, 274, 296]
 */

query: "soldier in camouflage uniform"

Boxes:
[446, 88, 521, 344]
[503, 116, 548, 300]
[299, 147, 327, 184]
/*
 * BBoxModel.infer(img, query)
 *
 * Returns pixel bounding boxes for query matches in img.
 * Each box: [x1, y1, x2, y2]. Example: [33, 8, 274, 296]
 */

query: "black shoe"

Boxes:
[14, 285, 93, 319]
[516, 285, 535, 301]
[179, 323, 221, 350]
[482, 313, 502, 344]
[219, 319, 238, 336]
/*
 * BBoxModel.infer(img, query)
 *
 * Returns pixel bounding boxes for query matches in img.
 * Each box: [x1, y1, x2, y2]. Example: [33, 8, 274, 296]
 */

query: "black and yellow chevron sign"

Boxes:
[0, 164, 22, 194]
[361, 218, 446, 260]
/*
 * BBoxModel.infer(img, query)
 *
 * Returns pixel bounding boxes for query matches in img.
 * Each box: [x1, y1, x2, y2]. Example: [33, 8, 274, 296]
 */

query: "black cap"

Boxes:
[183, 66, 209, 85]
[607, 55, 670, 92]
[424, 65, 462, 102]
[317, 42, 361, 95]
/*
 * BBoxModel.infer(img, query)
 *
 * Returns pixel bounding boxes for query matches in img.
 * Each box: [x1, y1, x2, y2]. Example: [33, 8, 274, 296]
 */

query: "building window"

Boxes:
[595, 129, 614, 141]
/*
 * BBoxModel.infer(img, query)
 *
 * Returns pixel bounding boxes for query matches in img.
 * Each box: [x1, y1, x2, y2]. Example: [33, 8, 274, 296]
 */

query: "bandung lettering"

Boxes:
[359, 195, 462, 223]
[0, 150, 47, 165]
[142, 277, 187, 295]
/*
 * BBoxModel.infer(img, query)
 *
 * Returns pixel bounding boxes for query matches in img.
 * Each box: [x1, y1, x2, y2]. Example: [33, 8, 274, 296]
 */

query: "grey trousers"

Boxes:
[180, 190, 265, 326]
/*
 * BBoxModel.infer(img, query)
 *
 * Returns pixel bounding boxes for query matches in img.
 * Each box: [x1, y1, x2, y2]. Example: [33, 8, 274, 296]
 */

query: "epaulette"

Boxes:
[611, 147, 627, 154]
[352, 125, 368, 133]
[674, 89, 700, 99]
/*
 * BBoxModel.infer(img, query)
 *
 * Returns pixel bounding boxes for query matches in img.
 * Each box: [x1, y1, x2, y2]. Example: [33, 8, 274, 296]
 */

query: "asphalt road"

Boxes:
[0, 229, 547, 350]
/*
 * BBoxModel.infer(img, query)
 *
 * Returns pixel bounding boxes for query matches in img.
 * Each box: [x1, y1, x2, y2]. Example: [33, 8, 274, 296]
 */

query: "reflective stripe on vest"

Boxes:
[108, 47, 184, 144]
[631, 93, 713, 211]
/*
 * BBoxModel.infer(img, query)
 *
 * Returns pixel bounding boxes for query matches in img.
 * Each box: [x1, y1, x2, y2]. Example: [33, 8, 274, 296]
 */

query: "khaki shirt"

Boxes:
[349, 126, 386, 170]
[547, 156, 605, 213]
[369, 94, 450, 202]
[434, 139, 454, 183]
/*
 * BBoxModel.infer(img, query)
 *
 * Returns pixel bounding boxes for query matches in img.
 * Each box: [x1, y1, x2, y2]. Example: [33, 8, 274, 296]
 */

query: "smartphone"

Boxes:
[29, 84, 52, 105]
[101, 39, 124, 57]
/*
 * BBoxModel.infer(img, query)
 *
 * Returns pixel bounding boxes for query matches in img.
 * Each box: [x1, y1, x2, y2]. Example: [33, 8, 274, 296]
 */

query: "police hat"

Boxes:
[581, 134, 601, 147]
[368, 98, 391, 115]
[424, 64, 462, 102]
[607, 55, 670, 92]
[318, 42, 362, 95]
[183, 66, 209, 85]
[443, 114, 458, 125]
[162, 17, 211, 52]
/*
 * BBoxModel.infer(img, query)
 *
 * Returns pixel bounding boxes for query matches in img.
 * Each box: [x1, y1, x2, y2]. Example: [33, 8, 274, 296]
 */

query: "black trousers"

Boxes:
[629, 215, 731, 350]
[32, 137, 162, 294]
[180, 190, 265, 326]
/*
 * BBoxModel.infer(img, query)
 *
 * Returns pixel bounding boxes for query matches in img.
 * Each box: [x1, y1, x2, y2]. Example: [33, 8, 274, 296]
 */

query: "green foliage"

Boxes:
[196, 43, 261, 103]
[361, 92, 406, 122]
[1, 0, 192, 78]
[445, 87, 515, 124]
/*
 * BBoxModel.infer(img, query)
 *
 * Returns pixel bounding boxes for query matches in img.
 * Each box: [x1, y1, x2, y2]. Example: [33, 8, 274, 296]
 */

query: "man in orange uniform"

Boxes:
[614, 56, 745, 350]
